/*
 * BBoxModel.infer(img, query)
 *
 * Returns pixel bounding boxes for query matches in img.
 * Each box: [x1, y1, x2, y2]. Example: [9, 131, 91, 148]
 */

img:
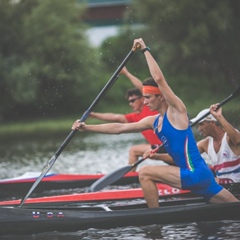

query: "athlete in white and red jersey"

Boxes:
[191, 107, 240, 183]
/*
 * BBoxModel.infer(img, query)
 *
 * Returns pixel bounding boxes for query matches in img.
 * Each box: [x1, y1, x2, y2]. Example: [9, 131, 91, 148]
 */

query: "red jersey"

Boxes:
[124, 105, 162, 145]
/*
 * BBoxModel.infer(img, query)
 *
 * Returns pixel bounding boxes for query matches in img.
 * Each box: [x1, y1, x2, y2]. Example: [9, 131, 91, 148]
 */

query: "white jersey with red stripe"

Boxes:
[207, 133, 240, 183]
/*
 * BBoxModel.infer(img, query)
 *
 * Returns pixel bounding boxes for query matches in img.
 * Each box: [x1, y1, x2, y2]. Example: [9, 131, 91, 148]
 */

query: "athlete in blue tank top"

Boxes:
[73, 38, 239, 208]
[154, 113, 222, 200]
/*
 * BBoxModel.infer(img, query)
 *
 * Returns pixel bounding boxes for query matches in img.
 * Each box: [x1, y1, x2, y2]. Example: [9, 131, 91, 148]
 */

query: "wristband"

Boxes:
[141, 46, 151, 53]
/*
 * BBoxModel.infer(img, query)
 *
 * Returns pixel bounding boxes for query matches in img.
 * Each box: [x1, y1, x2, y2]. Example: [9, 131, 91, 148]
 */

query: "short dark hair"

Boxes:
[125, 88, 142, 98]
[142, 77, 158, 87]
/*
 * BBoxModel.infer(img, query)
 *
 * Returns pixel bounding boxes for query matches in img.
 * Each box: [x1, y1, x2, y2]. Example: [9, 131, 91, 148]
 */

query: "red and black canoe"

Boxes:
[0, 171, 139, 199]
[0, 182, 239, 207]
[1, 172, 239, 203]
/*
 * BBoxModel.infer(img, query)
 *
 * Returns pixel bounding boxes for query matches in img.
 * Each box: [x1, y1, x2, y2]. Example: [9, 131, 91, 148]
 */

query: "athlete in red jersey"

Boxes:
[90, 67, 165, 170]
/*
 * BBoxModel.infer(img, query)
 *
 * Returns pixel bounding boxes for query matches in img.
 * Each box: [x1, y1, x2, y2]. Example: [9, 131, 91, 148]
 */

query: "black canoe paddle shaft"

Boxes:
[88, 86, 240, 192]
[190, 86, 240, 127]
[19, 43, 141, 207]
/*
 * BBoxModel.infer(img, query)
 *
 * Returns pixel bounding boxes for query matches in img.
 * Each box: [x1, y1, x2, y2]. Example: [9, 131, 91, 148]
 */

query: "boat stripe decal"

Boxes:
[184, 137, 194, 171]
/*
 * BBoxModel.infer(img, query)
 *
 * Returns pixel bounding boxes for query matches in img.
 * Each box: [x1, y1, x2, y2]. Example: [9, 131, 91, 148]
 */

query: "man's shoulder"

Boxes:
[198, 137, 211, 146]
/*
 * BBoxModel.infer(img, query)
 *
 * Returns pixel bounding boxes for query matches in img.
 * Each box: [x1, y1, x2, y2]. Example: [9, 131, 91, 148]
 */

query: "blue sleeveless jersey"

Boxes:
[153, 114, 223, 201]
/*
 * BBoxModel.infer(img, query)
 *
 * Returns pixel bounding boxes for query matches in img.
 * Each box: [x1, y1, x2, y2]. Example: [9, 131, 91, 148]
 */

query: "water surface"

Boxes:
[0, 131, 239, 239]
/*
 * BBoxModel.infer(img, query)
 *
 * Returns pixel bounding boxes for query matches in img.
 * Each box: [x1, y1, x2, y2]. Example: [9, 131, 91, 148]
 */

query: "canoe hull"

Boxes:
[0, 201, 239, 235]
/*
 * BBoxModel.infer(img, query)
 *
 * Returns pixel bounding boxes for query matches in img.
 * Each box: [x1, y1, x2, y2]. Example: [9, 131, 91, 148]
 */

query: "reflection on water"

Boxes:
[0, 132, 144, 179]
[2, 221, 238, 240]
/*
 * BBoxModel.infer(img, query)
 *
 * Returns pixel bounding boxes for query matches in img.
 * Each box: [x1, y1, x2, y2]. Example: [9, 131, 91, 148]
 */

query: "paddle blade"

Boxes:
[19, 155, 57, 207]
[88, 165, 133, 192]
[88, 147, 161, 192]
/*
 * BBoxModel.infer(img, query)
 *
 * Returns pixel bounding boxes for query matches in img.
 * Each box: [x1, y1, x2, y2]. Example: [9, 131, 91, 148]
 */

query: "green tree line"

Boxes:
[0, 0, 239, 123]
[0, 0, 107, 121]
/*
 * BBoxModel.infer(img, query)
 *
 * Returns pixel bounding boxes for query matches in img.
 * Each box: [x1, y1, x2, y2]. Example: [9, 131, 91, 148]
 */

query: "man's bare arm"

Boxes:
[89, 112, 128, 123]
[121, 67, 143, 91]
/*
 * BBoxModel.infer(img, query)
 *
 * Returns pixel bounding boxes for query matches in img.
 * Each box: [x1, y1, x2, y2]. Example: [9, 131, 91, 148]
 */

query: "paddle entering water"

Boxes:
[19, 43, 141, 207]
[88, 86, 240, 192]
[88, 146, 162, 192]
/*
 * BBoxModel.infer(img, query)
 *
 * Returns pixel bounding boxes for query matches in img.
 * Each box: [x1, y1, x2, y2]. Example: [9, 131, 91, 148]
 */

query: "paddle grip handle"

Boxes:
[132, 42, 141, 52]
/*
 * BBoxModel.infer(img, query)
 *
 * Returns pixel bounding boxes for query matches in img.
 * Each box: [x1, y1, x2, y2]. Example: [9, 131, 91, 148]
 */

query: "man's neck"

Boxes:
[212, 126, 225, 143]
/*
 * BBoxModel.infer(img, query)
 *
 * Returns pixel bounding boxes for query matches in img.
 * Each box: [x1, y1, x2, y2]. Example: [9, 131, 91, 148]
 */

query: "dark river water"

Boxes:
[0, 131, 239, 239]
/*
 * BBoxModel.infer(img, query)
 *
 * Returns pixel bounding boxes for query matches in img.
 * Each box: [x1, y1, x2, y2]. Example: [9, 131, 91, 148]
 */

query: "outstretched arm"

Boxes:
[120, 67, 143, 91]
[72, 115, 156, 135]
[89, 112, 128, 123]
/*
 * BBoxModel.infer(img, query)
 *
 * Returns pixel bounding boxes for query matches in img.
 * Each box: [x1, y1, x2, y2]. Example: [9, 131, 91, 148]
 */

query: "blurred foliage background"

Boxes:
[0, 0, 239, 125]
